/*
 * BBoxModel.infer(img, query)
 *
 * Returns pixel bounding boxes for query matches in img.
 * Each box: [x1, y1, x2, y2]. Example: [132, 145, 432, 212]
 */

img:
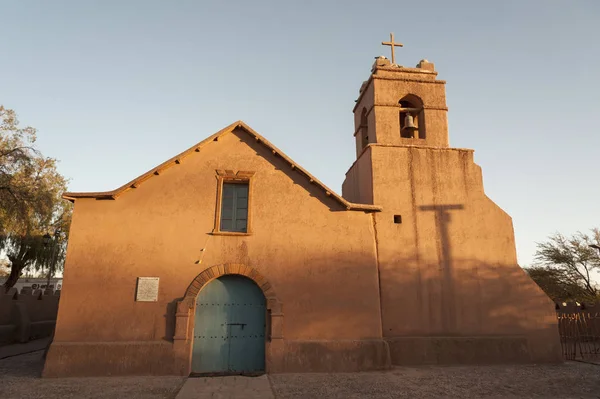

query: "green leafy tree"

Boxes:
[524, 265, 591, 303]
[0, 106, 71, 289]
[528, 228, 600, 303]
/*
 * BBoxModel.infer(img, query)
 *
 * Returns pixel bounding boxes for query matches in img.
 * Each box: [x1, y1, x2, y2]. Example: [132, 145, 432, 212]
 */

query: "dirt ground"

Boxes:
[1, 351, 185, 399]
[2, 350, 600, 398]
[270, 362, 600, 398]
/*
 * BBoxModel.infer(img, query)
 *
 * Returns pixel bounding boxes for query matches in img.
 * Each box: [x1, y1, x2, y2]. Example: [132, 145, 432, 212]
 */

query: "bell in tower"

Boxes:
[400, 112, 418, 139]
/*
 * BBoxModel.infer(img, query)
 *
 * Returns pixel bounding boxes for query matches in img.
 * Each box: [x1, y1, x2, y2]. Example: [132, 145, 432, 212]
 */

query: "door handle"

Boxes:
[227, 323, 247, 330]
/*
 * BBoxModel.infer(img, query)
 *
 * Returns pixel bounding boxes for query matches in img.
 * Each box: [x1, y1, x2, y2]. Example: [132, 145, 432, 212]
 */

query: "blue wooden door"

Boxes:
[191, 275, 266, 375]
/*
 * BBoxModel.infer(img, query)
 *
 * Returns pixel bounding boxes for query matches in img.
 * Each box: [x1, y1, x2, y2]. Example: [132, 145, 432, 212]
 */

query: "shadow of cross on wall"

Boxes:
[419, 204, 465, 334]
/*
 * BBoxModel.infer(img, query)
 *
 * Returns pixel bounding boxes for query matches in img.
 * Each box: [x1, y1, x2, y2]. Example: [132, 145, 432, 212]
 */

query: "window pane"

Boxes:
[236, 184, 248, 198]
[223, 183, 235, 197]
[220, 219, 233, 231]
[220, 183, 236, 231]
[235, 219, 247, 232]
[222, 196, 233, 208]
[221, 207, 233, 219]
[236, 208, 248, 219]
[236, 197, 248, 209]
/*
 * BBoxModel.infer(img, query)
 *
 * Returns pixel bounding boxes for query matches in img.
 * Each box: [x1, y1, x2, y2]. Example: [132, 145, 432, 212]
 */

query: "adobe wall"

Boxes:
[44, 129, 386, 377]
[342, 149, 374, 205]
[367, 144, 561, 364]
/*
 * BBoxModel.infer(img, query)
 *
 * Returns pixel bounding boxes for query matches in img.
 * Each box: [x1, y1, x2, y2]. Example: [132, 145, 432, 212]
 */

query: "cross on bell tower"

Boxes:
[381, 33, 403, 65]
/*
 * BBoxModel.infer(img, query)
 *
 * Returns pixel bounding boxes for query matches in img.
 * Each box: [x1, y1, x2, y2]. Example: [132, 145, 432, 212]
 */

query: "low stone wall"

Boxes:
[43, 341, 178, 377]
[44, 339, 392, 377]
[281, 339, 391, 372]
[0, 287, 61, 345]
[43, 333, 562, 377]
[386, 336, 531, 365]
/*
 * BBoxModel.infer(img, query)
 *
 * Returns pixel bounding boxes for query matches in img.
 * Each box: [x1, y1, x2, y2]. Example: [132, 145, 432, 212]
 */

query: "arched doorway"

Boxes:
[191, 274, 266, 375]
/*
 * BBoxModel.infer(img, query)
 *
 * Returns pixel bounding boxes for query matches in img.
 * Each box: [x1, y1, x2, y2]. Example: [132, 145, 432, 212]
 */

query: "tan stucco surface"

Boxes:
[44, 129, 385, 376]
[358, 145, 559, 362]
[44, 56, 560, 377]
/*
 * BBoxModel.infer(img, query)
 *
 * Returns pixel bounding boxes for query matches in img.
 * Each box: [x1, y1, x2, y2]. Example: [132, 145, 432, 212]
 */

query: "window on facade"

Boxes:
[220, 182, 249, 233]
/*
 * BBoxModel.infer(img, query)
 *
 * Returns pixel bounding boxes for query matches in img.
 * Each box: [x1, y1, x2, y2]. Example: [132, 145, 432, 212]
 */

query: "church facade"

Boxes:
[43, 51, 561, 377]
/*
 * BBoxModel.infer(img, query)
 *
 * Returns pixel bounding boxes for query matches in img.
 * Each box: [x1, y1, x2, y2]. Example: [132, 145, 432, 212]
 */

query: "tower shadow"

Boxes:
[419, 204, 465, 333]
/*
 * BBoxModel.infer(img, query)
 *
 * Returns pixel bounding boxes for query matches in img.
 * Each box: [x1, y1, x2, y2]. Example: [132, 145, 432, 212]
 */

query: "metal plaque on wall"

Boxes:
[136, 277, 160, 302]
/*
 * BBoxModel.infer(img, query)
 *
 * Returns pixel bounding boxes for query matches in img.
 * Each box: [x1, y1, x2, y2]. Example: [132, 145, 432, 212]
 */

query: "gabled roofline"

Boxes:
[63, 121, 382, 213]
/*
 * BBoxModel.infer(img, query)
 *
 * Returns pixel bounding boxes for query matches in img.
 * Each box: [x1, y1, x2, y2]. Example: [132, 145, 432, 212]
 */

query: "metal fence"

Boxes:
[557, 307, 600, 362]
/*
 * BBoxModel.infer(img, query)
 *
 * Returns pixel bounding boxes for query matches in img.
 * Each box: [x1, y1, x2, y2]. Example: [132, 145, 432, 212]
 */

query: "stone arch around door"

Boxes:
[173, 263, 284, 375]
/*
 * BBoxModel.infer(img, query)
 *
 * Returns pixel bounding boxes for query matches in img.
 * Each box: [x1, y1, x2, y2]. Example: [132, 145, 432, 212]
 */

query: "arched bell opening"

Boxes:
[399, 95, 425, 139]
[359, 107, 369, 150]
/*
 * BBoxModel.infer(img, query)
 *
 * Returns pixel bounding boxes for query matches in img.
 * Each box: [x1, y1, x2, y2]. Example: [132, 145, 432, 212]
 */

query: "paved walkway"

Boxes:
[175, 375, 274, 399]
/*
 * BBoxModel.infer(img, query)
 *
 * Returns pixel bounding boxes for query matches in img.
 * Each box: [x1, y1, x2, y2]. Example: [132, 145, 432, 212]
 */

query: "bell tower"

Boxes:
[343, 35, 561, 366]
[343, 35, 451, 204]
[352, 41, 449, 159]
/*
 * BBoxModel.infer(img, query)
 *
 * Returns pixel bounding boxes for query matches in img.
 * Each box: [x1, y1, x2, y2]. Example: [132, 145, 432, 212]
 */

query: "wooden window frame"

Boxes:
[213, 170, 255, 236]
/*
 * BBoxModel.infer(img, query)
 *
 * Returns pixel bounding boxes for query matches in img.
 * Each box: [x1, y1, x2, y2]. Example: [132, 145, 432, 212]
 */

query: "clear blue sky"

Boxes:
[2, 0, 599, 266]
